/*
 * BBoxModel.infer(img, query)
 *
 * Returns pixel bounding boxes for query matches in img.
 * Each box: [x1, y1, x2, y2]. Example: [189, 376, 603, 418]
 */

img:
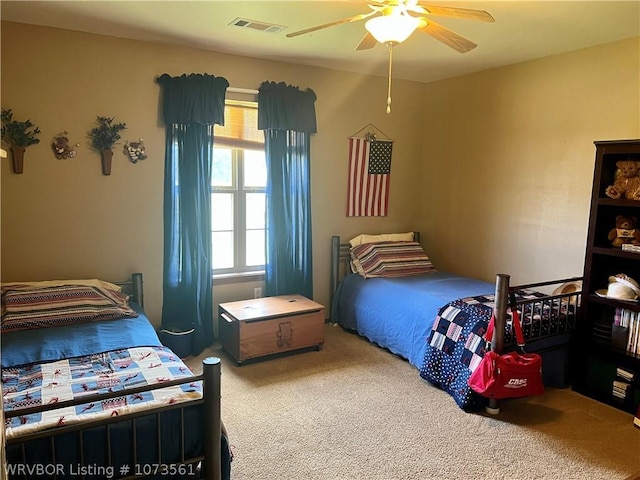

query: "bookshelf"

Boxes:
[573, 139, 640, 414]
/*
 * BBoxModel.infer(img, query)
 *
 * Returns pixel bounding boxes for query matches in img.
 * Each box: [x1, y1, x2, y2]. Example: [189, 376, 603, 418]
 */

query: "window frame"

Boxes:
[212, 101, 266, 277]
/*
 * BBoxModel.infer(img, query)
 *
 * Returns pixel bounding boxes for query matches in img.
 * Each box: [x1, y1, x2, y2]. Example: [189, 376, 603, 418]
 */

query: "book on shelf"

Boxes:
[612, 377, 630, 398]
[616, 366, 635, 382]
[614, 308, 640, 355]
[612, 369, 634, 401]
[621, 244, 640, 253]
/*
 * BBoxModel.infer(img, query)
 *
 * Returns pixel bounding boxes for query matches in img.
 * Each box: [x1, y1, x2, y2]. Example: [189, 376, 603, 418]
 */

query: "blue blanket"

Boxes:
[333, 272, 577, 411]
[332, 272, 494, 368]
[1, 302, 161, 368]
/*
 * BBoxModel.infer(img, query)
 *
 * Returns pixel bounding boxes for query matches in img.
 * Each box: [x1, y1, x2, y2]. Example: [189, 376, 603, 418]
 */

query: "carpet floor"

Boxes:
[186, 324, 640, 480]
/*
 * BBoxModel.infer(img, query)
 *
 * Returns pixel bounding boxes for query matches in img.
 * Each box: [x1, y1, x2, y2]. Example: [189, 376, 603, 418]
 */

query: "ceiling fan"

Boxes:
[286, 1, 494, 113]
[286, 0, 495, 54]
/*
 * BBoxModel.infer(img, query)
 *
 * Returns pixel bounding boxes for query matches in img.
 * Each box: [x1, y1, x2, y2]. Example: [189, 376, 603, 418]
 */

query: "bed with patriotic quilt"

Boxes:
[420, 288, 579, 411]
[330, 234, 582, 411]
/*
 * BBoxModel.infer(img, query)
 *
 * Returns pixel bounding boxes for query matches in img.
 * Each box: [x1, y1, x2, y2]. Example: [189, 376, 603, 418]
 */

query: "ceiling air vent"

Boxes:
[229, 17, 286, 34]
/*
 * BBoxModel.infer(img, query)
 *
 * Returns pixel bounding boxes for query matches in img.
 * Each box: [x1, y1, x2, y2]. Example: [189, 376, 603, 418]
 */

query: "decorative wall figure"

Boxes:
[124, 139, 147, 163]
[52, 131, 80, 159]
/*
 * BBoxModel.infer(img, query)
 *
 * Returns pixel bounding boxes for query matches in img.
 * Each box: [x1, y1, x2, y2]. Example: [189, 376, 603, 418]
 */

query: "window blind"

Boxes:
[215, 101, 264, 150]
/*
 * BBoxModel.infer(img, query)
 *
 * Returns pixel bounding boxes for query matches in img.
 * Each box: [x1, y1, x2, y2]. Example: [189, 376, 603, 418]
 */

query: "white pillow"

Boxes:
[349, 232, 414, 247]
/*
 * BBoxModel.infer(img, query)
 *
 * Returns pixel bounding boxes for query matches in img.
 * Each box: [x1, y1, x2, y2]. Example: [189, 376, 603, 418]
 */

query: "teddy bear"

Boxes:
[605, 159, 640, 200]
[608, 214, 640, 247]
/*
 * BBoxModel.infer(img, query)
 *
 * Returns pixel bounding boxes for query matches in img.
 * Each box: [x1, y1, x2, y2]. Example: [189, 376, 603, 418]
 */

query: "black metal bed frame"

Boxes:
[3, 273, 223, 480]
[330, 234, 582, 413]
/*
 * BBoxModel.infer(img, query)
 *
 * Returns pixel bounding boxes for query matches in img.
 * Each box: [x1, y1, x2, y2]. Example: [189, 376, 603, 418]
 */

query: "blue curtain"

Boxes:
[156, 73, 229, 356]
[258, 81, 317, 299]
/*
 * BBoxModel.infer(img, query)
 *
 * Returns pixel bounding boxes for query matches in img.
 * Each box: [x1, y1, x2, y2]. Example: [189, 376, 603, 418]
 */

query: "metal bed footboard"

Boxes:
[508, 277, 583, 343]
[5, 358, 221, 480]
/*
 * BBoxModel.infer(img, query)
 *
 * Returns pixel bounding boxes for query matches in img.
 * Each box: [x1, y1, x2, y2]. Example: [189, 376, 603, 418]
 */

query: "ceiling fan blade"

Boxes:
[419, 4, 495, 23]
[355, 32, 377, 50]
[286, 11, 376, 38]
[419, 19, 477, 53]
[408, 5, 429, 15]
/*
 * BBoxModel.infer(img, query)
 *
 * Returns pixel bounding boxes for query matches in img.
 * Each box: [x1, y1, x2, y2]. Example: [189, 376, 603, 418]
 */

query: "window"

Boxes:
[212, 101, 266, 275]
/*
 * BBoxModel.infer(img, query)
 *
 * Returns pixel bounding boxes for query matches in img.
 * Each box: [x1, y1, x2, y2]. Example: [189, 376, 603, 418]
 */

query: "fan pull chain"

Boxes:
[386, 44, 393, 114]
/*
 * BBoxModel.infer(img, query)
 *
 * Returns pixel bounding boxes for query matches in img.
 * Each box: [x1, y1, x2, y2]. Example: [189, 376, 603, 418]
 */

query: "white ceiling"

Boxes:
[1, 1, 639, 83]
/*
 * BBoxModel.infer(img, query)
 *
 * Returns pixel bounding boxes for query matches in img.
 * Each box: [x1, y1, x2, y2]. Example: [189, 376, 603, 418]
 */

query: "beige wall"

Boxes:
[0, 21, 424, 325]
[1, 22, 638, 328]
[417, 37, 640, 286]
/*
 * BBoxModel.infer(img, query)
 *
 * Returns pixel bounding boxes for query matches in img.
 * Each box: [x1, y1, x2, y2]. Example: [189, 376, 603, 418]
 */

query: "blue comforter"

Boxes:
[331, 272, 494, 368]
[1, 302, 161, 368]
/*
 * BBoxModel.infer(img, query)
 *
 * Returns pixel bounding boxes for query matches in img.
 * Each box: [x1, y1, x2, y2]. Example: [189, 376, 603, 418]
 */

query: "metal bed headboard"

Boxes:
[115, 272, 144, 308]
[330, 232, 421, 309]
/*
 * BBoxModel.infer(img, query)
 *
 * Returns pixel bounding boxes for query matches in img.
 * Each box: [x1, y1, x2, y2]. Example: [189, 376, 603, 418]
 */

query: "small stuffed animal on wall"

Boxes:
[605, 159, 640, 200]
[608, 214, 640, 248]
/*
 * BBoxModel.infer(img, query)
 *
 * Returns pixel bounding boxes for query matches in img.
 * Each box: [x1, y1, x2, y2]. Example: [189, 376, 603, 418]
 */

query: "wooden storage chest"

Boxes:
[218, 294, 325, 364]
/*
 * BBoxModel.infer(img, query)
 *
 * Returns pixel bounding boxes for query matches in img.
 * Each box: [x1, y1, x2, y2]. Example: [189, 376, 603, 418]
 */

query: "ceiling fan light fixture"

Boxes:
[365, 13, 420, 45]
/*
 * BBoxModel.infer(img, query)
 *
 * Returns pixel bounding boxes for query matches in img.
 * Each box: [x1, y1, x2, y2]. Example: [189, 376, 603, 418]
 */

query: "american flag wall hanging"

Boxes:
[346, 136, 393, 217]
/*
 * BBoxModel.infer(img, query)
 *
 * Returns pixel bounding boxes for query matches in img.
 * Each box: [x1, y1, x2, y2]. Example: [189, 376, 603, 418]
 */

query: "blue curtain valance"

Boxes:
[156, 73, 229, 126]
[258, 81, 317, 134]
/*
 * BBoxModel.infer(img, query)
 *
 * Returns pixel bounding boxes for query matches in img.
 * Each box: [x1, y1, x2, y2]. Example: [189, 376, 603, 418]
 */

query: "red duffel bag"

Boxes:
[468, 294, 544, 400]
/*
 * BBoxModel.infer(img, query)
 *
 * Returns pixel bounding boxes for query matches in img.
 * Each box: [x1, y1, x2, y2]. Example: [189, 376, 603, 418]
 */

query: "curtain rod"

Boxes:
[227, 87, 259, 95]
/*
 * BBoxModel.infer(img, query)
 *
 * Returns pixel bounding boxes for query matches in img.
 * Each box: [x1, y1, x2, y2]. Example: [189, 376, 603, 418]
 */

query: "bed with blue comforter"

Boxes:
[331, 271, 494, 368]
[330, 234, 581, 412]
[1, 275, 229, 480]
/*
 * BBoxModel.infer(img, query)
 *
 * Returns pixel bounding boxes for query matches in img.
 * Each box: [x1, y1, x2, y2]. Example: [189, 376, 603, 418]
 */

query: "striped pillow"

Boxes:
[1, 284, 138, 333]
[350, 241, 437, 278]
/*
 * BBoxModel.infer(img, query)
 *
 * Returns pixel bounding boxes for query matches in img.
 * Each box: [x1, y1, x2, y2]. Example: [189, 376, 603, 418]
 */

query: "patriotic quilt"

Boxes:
[420, 289, 577, 411]
[3, 346, 202, 439]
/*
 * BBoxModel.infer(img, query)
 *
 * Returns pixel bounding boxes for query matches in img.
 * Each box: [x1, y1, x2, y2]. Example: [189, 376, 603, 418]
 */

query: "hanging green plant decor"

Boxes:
[89, 116, 127, 151]
[1, 108, 41, 174]
[88, 116, 127, 175]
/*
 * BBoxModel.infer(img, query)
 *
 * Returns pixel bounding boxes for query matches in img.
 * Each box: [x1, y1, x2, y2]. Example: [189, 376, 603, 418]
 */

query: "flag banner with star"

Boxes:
[346, 137, 393, 216]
